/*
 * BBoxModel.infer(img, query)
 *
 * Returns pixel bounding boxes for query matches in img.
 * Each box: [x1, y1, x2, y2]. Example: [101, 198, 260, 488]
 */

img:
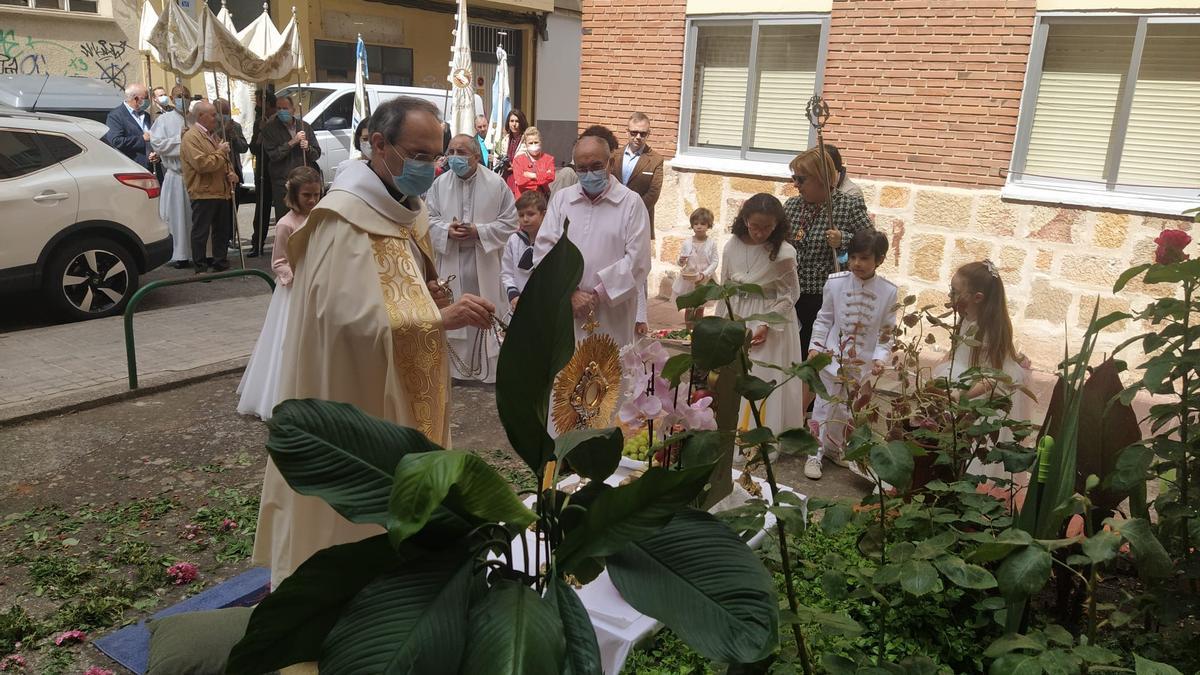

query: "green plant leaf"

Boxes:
[555, 427, 623, 482]
[661, 353, 693, 389]
[496, 231, 584, 475]
[821, 653, 859, 675]
[1104, 517, 1172, 579]
[1106, 445, 1154, 493]
[607, 509, 779, 663]
[266, 399, 442, 525]
[555, 464, 713, 572]
[387, 451, 535, 547]
[778, 427, 818, 457]
[692, 316, 747, 371]
[787, 605, 864, 638]
[739, 426, 775, 447]
[1081, 529, 1122, 565]
[1073, 644, 1119, 664]
[988, 653, 1043, 675]
[227, 535, 407, 674]
[934, 555, 998, 589]
[1113, 263, 1152, 292]
[899, 559, 941, 596]
[1143, 258, 1200, 285]
[870, 440, 916, 491]
[735, 374, 776, 401]
[545, 577, 602, 675]
[1134, 654, 1184, 674]
[819, 503, 854, 534]
[996, 545, 1051, 599]
[318, 548, 475, 674]
[675, 280, 724, 310]
[984, 633, 1045, 657]
[461, 579, 564, 675]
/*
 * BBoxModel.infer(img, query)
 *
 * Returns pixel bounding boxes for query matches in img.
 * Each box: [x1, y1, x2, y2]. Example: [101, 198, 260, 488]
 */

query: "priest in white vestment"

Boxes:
[426, 134, 518, 383]
[150, 86, 193, 267]
[252, 98, 495, 591]
[533, 136, 651, 348]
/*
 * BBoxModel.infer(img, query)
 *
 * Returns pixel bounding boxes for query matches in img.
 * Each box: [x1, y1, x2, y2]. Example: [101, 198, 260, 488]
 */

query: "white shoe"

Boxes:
[804, 457, 823, 480]
[829, 454, 851, 468]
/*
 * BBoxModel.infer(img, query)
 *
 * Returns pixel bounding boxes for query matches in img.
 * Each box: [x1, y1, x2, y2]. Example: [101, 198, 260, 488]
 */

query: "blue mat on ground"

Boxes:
[92, 567, 270, 674]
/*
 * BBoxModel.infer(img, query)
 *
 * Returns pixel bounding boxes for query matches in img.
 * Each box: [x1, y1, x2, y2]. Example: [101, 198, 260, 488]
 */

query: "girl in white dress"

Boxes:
[237, 166, 323, 420]
[936, 259, 1033, 480]
[672, 207, 719, 329]
[718, 194, 807, 446]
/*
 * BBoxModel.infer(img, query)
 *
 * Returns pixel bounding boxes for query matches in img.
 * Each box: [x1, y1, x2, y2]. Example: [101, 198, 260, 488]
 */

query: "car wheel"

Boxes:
[43, 236, 139, 320]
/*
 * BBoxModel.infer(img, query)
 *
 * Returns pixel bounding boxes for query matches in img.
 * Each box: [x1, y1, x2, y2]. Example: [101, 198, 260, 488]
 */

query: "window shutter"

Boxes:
[1119, 23, 1200, 189]
[691, 25, 750, 149]
[750, 24, 820, 153]
[1023, 22, 1135, 182]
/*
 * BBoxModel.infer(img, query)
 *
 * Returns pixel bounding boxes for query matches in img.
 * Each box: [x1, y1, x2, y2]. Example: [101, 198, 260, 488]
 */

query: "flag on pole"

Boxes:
[485, 43, 510, 155]
[447, 0, 475, 137]
[353, 34, 370, 131]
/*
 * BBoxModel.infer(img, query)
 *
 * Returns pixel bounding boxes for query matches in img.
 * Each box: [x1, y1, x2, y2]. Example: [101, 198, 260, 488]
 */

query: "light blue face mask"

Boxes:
[579, 169, 608, 195]
[447, 155, 472, 178]
[276, 109, 292, 123]
[384, 150, 436, 197]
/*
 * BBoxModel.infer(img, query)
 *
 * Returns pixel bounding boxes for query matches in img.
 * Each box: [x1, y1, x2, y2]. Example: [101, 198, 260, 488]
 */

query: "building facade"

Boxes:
[579, 0, 1199, 370]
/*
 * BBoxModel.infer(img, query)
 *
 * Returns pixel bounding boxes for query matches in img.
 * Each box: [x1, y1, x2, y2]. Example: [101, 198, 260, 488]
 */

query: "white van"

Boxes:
[273, 83, 485, 187]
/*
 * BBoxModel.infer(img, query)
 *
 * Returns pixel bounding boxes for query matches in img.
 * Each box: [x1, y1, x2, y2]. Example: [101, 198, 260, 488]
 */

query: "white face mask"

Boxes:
[527, 143, 542, 154]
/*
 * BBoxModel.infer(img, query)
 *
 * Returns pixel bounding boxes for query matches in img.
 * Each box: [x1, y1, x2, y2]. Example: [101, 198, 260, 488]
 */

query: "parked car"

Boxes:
[269, 83, 485, 188]
[0, 75, 125, 124]
[0, 107, 171, 321]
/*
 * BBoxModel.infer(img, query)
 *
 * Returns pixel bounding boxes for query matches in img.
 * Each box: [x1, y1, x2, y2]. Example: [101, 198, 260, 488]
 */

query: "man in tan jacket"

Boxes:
[182, 101, 238, 272]
[610, 112, 664, 239]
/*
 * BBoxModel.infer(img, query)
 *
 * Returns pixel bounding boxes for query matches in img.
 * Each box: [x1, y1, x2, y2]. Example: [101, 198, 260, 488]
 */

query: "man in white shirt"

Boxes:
[426, 134, 519, 383]
[535, 136, 651, 348]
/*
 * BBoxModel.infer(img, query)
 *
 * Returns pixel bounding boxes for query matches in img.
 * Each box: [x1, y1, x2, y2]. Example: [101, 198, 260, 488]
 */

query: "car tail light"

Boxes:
[114, 173, 161, 199]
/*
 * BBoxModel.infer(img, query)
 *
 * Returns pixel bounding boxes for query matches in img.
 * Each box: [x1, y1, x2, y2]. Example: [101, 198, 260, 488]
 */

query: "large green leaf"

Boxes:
[870, 440, 916, 491]
[1105, 517, 1172, 579]
[555, 427, 623, 482]
[899, 559, 941, 596]
[545, 577, 603, 675]
[934, 555, 998, 589]
[387, 451, 535, 547]
[461, 580, 564, 675]
[555, 464, 713, 572]
[496, 231, 584, 475]
[608, 509, 779, 663]
[1134, 654, 1185, 675]
[266, 399, 442, 525]
[318, 548, 475, 674]
[227, 535, 406, 674]
[692, 316, 747, 371]
[996, 544, 1051, 600]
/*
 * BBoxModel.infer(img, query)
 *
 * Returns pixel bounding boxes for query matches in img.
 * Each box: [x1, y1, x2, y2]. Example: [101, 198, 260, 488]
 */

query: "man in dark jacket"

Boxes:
[248, 90, 276, 257]
[609, 112, 664, 239]
[260, 95, 321, 221]
[103, 83, 155, 170]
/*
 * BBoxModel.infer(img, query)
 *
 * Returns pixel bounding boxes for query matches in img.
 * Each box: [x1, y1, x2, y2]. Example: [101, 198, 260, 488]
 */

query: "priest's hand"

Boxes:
[427, 280, 452, 308]
[441, 294, 495, 330]
[749, 325, 768, 347]
[571, 290, 597, 318]
[450, 222, 479, 241]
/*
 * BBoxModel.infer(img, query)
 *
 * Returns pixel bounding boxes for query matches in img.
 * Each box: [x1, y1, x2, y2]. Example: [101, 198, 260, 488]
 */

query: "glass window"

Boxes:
[1015, 16, 1200, 192]
[274, 86, 334, 117]
[4, 0, 98, 11]
[685, 18, 826, 159]
[0, 131, 54, 179]
[317, 93, 353, 131]
[39, 133, 82, 163]
[314, 40, 413, 87]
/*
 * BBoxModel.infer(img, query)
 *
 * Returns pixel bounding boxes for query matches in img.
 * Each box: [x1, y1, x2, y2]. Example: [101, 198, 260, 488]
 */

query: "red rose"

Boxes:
[1154, 229, 1192, 265]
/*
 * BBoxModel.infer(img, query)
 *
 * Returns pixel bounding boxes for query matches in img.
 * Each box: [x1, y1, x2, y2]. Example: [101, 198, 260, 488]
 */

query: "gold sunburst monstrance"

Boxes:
[551, 333, 622, 434]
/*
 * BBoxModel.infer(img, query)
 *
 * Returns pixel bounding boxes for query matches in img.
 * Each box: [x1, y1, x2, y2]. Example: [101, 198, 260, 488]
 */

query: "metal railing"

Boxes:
[123, 269, 276, 389]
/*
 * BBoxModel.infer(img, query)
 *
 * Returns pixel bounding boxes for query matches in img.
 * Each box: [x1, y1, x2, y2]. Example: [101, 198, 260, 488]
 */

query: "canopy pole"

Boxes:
[292, 5, 307, 168]
[213, 69, 246, 271]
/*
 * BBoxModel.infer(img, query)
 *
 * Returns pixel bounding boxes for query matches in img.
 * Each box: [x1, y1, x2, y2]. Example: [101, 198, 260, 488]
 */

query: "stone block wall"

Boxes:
[650, 167, 1195, 373]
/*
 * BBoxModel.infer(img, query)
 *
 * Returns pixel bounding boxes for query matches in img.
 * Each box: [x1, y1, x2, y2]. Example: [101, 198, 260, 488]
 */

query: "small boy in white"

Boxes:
[501, 189, 547, 313]
[807, 230, 897, 480]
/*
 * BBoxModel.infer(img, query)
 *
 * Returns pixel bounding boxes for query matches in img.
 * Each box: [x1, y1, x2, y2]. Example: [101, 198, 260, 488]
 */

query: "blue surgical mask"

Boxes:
[276, 109, 292, 123]
[174, 96, 186, 110]
[157, 95, 171, 108]
[579, 169, 608, 195]
[137, 98, 150, 112]
[447, 155, 472, 178]
[384, 150, 436, 197]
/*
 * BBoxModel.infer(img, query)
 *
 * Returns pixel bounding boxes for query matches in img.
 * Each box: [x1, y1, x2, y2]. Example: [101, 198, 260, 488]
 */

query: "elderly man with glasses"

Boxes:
[426, 133, 519, 383]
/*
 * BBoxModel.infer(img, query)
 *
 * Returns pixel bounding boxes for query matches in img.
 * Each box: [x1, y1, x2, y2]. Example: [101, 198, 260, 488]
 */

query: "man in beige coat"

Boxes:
[181, 101, 237, 272]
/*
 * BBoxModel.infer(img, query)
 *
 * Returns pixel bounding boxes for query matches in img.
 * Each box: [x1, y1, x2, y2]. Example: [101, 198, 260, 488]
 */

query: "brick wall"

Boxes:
[823, 0, 1037, 188]
[578, 0, 687, 158]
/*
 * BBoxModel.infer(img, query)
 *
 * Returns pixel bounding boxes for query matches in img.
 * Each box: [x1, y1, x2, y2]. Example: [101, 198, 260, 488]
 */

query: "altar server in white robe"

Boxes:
[533, 135, 651, 349]
[150, 85, 193, 267]
[427, 134, 519, 383]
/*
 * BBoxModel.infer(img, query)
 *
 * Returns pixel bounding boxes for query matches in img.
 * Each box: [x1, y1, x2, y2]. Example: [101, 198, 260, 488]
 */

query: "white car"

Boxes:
[0, 107, 171, 321]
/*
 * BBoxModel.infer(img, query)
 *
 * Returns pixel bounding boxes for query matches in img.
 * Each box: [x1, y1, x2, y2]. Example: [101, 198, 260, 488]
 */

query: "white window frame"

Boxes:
[676, 13, 830, 170]
[1004, 12, 1200, 215]
[0, 0, 99, 12]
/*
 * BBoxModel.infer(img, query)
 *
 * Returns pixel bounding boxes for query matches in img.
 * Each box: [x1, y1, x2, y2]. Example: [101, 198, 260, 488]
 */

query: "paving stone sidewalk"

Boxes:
[0, 295, 270, 423]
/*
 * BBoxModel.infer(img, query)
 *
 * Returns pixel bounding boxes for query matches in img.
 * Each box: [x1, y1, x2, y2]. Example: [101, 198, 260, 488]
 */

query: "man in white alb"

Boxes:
[533, 135, 651, 349]
[426, 134, 519, 383]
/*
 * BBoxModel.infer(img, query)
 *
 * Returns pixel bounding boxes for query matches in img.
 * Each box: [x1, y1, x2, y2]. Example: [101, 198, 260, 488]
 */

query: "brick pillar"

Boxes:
[579, 0, 687, 158]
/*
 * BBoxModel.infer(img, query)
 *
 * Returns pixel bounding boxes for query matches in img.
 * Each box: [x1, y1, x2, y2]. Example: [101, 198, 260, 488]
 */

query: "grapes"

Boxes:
[622, 429, 652, 461]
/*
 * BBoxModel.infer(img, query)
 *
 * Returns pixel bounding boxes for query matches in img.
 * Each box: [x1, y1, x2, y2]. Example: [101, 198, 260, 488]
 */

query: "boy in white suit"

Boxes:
[807, 230, 896, 479]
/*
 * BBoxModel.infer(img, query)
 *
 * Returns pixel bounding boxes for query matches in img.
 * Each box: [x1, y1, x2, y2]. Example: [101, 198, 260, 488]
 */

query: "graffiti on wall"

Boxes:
[0, 29, 133, 89]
